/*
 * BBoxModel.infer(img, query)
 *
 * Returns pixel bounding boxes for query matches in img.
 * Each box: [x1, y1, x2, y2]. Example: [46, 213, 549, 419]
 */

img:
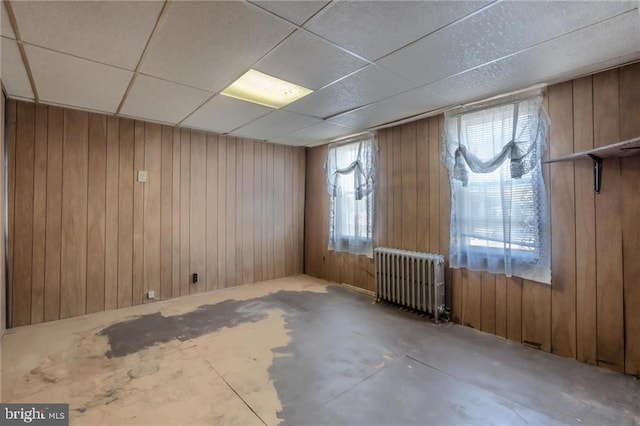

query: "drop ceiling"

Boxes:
[1, 0, 639, 147]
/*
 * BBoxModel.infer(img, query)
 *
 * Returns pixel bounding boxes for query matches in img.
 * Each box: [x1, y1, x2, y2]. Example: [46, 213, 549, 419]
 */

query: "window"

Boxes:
[442, 96, 551, 284]
[325, 137, 377, 257]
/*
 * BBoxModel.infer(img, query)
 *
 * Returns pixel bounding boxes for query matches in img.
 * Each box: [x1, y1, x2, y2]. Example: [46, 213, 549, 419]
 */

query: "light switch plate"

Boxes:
[137, 170, 148, 183]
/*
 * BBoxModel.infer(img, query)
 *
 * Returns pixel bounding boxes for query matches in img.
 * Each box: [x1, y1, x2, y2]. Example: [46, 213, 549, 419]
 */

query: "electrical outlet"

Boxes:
[148, 290, 155, 299]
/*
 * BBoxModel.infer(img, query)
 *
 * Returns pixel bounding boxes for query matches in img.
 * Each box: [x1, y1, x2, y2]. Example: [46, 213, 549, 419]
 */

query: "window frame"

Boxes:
[326, 136, 377, 257]
[443, 95, 551, 283]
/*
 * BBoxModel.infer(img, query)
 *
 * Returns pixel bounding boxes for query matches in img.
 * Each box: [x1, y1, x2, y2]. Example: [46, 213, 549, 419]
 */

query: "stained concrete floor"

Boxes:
[1, 275, 639, 425]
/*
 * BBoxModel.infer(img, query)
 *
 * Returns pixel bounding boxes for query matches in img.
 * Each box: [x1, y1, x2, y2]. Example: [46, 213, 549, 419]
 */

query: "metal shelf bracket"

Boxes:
[588, 154, 603, 194]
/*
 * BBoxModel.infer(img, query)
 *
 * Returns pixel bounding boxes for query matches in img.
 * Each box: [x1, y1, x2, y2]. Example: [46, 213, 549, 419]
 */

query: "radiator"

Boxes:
[374, 247, 446, 322]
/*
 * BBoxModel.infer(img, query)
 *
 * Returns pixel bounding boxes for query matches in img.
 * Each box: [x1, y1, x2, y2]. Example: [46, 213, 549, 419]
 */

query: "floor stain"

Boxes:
[97, 288, 321, 359]
[98, 299, 274, 358]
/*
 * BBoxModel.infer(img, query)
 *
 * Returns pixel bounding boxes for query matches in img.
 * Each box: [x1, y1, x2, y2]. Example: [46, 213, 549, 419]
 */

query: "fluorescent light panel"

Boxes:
[221, 69, 313, 109]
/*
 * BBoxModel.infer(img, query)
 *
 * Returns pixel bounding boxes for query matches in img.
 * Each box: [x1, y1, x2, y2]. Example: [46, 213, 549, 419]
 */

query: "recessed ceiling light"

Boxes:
[221, 69, 313, 109]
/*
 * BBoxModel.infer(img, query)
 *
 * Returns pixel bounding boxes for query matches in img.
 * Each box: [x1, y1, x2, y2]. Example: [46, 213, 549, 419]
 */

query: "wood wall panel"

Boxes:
[180, 129, 191, 295]
[274, 145, 286, 279]
[265, 144, 275, 281]
[189, 131, 206, 294]
[385, 130, 394, 249]
[619, 63, 640, 376]
[8, 100, 304, 325]
[253, 142, 263, 282]
[506, 277, 523, 343]
[31, 105, 48, 323]
[132, 121, 145, 306]
[104, 117, 120, 311]
[235, 142, 243, 284]
[548, 82, 576, 358]
[495, 275, 507, 339]
[292, 149, 301, 277]
[284, 146, 293, 276]
[206, 134, 219, 291]
[160, 126, 174, 299]
[427, 117, 440, 254]
[297, 150, 306, 276]
[481, 272, 496, 334]
[60, 109, 88, 319]
[117, 119, 134, 308]
[522, 281, 551, 352]
[225, 138, 236, 287]
[7, 100, 16, 325]
[572, 76, 597, 365]
[392, 127, 402, 248]
[400, 122, 417, 251]
[464, 271, 481, 329]
[144, 123, 162, 300]
[12, 101, 35, 326]
[303, 63, 640, 375]
[243, 140, 255, 284]
[593, 69, 624, 372]
[416, 121, 429, 254]
[86, 113, 107, 314]
[44, 107, 63, 322]
[295, 148, 305, 276]
[171, 128, 181, 298]
[304, 145, 325, 279]
[217, 137, 227, 288]
[0, 92, 4, 334]
[377, 129, 389, 249]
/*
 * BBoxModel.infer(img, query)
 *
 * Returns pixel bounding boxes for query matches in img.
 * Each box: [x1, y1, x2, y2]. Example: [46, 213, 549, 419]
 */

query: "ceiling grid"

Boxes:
[1, 0, 638, 146]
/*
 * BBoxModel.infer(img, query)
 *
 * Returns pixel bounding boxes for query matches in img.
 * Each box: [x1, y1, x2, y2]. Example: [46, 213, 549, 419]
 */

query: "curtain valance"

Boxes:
[326, 137, 376, 200]
[442, 96, 549, 186]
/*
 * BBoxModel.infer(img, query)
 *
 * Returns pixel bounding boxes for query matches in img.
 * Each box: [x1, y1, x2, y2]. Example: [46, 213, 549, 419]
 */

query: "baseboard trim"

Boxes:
[335, 282, 375, 298]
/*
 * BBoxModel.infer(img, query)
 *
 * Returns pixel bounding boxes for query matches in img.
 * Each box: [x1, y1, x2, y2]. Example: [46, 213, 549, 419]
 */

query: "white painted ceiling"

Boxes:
[1, 1, 639, 146]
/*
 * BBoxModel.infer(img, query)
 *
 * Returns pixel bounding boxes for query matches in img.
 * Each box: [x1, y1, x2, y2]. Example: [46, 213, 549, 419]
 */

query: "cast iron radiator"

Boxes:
[374, 247, 445, 322]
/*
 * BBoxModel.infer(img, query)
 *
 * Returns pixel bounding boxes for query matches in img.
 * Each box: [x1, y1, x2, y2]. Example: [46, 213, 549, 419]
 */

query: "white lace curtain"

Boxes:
[325, 137, 377, 257]
[442, 96, 551, 284]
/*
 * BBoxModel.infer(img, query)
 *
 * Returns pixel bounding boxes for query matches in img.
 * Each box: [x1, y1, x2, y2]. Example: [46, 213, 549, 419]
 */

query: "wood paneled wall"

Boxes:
[1, 89, 5, 336]
[7, 99, 305, 327]
[304, 63, 640, 376]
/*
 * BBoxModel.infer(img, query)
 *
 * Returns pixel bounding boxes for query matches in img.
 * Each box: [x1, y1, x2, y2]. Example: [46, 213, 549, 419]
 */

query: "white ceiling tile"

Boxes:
[329, 87, 448, 130]
[182, 95, 273, 134]
[270, 121, 356, 145]
[284, 64, 416, 118]
[1, 38, 33, 99]
[305, 1, 490, 61]
[12, 1, 163, 70]
[25, 44, 132, 113]
[378, 1, 637, 86]
[255, 30, 367, 90]
[231, 110, 319, 140]
[141, 1, 295, 92]
[426, 11, 640, 106]
[2, 2, 15, 39]
[250, 1, 328, 25]
[121, 74, 212, 125]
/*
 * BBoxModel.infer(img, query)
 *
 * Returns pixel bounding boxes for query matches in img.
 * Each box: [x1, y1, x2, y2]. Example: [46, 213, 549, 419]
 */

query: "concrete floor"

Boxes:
[1, 275, 639, 425]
